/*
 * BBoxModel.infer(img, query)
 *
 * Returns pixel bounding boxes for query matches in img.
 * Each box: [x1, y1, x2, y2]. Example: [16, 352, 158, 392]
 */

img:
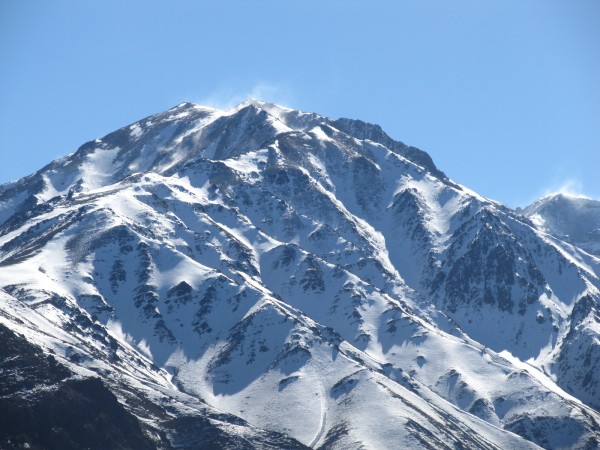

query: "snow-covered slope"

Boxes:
[522, 193, 600, 257]
[1, 100, 599, 449]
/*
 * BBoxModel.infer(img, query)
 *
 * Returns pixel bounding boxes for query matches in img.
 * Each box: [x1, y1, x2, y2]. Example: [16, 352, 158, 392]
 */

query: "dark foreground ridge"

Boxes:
[0, 324, 157, 450]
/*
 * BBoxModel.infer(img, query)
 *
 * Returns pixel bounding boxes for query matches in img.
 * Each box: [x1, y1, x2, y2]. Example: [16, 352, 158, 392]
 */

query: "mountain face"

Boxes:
[522, 193, 600, 257]
[0, 323, 161, 450]
[1, 99, 600, 449]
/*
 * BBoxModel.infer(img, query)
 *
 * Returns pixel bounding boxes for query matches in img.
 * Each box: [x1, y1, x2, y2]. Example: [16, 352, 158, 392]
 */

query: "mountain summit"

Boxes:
[522, 193, 600, 257]
[1, 101, 599, 449]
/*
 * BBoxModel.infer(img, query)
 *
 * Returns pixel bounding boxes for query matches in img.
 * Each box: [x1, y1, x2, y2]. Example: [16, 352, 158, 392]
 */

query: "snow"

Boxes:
[529, 212, 546, 229]
[1, 99, 600, 449]
[79, 145, 122, 191]
[394, 175, 466, 248]
[220, 148, 269, 175]
[129, 123, 143, 138]
[309, 125, 333, 143]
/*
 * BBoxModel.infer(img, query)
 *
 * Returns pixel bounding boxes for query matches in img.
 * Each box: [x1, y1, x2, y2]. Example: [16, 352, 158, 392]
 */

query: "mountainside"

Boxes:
[522, 193, 600, 257]
[1, 100, 600, 449]
[0, 323, 162, 450]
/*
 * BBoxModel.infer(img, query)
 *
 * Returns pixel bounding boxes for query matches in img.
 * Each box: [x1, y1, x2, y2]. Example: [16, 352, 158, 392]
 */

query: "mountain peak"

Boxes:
[522, 191, 600, 255]
[1, 100, 600, 448]
[524, 191, 599, 215]
[544, 191, 592, 203]
[0, 100, 451, 212]
[233, 98, 289, 112]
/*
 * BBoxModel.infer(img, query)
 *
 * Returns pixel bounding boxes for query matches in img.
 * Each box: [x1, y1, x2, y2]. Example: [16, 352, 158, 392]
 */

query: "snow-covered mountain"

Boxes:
[1, 99, 600, 449]
[522, 193, 600, 257]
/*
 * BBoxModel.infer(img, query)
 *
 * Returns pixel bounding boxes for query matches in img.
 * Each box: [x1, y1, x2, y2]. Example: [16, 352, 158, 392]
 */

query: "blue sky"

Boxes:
[1, 0, 599, 207]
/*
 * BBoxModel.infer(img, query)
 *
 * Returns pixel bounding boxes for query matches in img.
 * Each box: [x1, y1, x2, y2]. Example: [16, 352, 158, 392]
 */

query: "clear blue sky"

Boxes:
[1, 0, 599, 207]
